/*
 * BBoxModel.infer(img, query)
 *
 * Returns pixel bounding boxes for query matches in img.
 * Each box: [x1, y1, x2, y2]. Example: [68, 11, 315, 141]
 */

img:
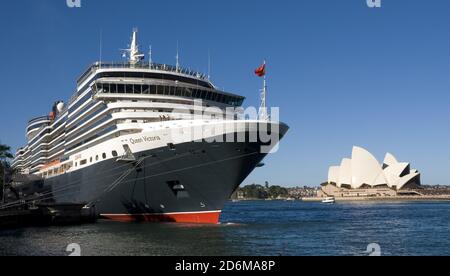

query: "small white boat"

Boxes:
[322, 197, 335, 204]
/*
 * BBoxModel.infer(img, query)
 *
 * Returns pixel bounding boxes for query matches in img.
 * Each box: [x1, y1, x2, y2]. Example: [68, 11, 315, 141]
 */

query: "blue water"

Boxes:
[1, 200, 449, 256]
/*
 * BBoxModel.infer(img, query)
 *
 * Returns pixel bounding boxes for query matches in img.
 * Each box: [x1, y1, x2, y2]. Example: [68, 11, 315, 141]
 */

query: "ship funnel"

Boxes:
[52, 101, 65, 117]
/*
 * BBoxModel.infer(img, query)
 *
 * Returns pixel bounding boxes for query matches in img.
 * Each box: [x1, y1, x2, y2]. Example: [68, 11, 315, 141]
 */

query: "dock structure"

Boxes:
[1, 170, 98, 229]
[0, 203, 97, 229]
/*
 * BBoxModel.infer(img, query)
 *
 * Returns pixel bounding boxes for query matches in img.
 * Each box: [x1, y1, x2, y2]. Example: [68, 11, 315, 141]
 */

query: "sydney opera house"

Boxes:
[319, 147, 421, 198]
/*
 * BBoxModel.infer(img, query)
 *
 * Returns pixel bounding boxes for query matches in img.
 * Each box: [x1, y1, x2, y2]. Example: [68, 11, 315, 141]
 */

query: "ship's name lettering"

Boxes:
[130, 136, 161, 145]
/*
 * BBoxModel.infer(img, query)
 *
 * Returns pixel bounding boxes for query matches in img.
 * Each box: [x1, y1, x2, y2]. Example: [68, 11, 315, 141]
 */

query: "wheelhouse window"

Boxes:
[96, 82, 245, 107]
[110, 83, 117, 93]
[117, 84, 125, 94]
[126, 84, 133, 94]
[142, 85, 150, 94]
[133, 85, 141, 94]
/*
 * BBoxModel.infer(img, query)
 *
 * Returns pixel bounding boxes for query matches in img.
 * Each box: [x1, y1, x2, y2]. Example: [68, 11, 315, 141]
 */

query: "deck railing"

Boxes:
[77, 61, 208, 86]
[28, 116, 51, 125]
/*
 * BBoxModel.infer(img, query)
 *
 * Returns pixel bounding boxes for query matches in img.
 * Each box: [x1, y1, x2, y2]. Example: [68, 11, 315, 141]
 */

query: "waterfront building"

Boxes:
[319, 146, 421, 198]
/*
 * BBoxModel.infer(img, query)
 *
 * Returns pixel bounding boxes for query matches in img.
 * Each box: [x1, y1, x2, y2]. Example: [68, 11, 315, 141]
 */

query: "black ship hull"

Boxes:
[37, 124, 289, 224]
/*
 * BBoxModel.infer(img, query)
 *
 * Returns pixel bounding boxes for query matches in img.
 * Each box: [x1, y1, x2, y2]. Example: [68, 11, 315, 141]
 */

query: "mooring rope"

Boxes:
[0, 150, 258, 210]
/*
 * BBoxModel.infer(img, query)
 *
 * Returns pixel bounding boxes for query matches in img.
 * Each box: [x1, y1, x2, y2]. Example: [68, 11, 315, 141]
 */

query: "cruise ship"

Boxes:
[9, 30, 289, 224]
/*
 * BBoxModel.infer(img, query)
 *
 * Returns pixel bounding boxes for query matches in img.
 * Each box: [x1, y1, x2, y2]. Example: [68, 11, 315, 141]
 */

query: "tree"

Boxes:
[0, 144, 13, 161]
[241, 184, 269, 199]
[268, 185, 289, 199]
[0, 143, 13, 203]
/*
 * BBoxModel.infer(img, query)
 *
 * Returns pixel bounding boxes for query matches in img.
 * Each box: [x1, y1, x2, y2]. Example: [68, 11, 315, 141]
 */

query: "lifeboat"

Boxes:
[41, 160, 61, 171]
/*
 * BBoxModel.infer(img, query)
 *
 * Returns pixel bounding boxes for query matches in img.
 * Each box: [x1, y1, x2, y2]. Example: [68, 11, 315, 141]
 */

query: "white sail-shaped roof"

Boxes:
[337, 158, 352, 188]
[328, 166, 340, 184]
[397, 172, 420, 190]
[383, 162, 410, 187]
[383, 153, 399, 167]
[351, 147, 385, 189]
[327, 146, 421, 190]
[374, 172, 387, 186]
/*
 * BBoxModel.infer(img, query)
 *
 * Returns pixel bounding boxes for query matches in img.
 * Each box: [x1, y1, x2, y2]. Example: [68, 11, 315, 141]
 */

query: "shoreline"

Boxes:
[231, 195, 450, 203]
[302, 195, 450, 202]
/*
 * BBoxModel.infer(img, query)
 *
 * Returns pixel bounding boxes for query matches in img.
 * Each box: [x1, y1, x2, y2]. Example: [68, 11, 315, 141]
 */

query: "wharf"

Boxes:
[0, 203, 97, 229]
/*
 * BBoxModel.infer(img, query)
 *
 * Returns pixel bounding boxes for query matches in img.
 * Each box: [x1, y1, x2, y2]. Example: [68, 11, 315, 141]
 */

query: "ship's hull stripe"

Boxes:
[101, 210, 222, 224]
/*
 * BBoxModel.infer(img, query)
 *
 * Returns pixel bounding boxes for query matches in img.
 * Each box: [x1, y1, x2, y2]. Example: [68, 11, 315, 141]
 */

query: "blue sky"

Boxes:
[1, 0, 450, 186]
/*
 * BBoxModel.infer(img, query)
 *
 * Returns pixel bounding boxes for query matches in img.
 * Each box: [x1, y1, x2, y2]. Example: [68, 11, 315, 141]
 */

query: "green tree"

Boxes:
[268, 185, 289, 199]
[241, 184, 268, 199]
[0, 143, 13, 202]
[0, 144, 13, 161]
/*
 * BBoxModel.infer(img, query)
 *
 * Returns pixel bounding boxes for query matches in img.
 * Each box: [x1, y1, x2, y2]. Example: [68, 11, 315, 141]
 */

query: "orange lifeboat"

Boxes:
[49, 111, 55, 121]
[41, 160, 61, 170]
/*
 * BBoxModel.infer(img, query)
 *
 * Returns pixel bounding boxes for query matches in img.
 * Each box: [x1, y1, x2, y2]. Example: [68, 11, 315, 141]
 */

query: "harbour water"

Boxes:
[1, 200, 449, 256]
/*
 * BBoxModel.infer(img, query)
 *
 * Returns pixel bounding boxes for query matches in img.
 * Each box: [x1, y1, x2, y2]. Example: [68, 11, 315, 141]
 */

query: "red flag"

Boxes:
[255, 63, 266, 77]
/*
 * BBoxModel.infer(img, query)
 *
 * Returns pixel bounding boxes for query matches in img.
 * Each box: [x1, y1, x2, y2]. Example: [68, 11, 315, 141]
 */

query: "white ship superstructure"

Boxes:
[13, 30, 244, 175]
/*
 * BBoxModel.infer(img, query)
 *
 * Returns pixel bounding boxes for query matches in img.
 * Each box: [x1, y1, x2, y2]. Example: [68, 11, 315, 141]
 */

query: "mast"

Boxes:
[259, 60, 269, 121]
[126, 28, 144, 66]
[99, 29, 103, 69]
[208, 49, 211, 81]
[176, 41, 180, 73]
[148, 45, 153, 69]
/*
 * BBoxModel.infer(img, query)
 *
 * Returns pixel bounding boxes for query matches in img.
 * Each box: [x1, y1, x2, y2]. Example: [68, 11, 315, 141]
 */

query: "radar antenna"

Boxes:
[121, 28, 145, 65]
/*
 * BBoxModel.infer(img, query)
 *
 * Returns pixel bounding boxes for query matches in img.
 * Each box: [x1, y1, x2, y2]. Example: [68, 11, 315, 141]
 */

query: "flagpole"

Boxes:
[260, 60, 268, 121]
